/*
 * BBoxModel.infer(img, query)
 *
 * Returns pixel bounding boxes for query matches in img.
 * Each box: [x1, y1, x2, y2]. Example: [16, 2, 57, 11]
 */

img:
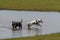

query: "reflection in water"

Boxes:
[11, 27, 42, 38]
[28, 28, 42, 36]
[12, 30, 22, 37]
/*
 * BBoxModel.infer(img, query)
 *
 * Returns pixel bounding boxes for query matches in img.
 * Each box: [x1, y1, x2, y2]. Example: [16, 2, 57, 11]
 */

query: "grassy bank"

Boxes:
[0, 0, 60, 11]
[3, 33, 60, 40]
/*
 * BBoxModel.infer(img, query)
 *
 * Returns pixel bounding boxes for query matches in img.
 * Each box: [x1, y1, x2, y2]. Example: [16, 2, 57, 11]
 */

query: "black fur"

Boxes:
[12, 21, 22, 30]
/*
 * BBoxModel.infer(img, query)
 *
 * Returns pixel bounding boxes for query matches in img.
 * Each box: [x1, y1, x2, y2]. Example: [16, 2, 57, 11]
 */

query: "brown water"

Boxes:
[0, 10, 60, 39]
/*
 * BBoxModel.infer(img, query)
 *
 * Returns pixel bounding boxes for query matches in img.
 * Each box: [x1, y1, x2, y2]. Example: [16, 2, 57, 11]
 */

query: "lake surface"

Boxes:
[0, 10, 60, 39]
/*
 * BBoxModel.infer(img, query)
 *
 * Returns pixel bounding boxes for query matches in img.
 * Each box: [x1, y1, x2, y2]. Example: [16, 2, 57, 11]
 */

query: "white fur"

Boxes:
[29, 20, 36, 23]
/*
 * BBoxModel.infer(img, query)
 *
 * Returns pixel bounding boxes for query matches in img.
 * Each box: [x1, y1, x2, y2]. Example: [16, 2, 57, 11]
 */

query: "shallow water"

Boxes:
[0, 10, 60, 39]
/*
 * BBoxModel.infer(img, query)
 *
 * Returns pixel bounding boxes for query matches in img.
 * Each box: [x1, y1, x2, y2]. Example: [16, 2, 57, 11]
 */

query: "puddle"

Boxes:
[0, 10, 60, 39]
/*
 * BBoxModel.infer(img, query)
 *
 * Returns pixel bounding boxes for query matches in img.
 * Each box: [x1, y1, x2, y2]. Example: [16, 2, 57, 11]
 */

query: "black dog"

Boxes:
[12, 21, 22, 30]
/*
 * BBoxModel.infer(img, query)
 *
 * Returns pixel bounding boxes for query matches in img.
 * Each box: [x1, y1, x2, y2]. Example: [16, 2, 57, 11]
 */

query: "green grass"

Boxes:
[3, 33, 60, 40]
[0, 0, 60, 11]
